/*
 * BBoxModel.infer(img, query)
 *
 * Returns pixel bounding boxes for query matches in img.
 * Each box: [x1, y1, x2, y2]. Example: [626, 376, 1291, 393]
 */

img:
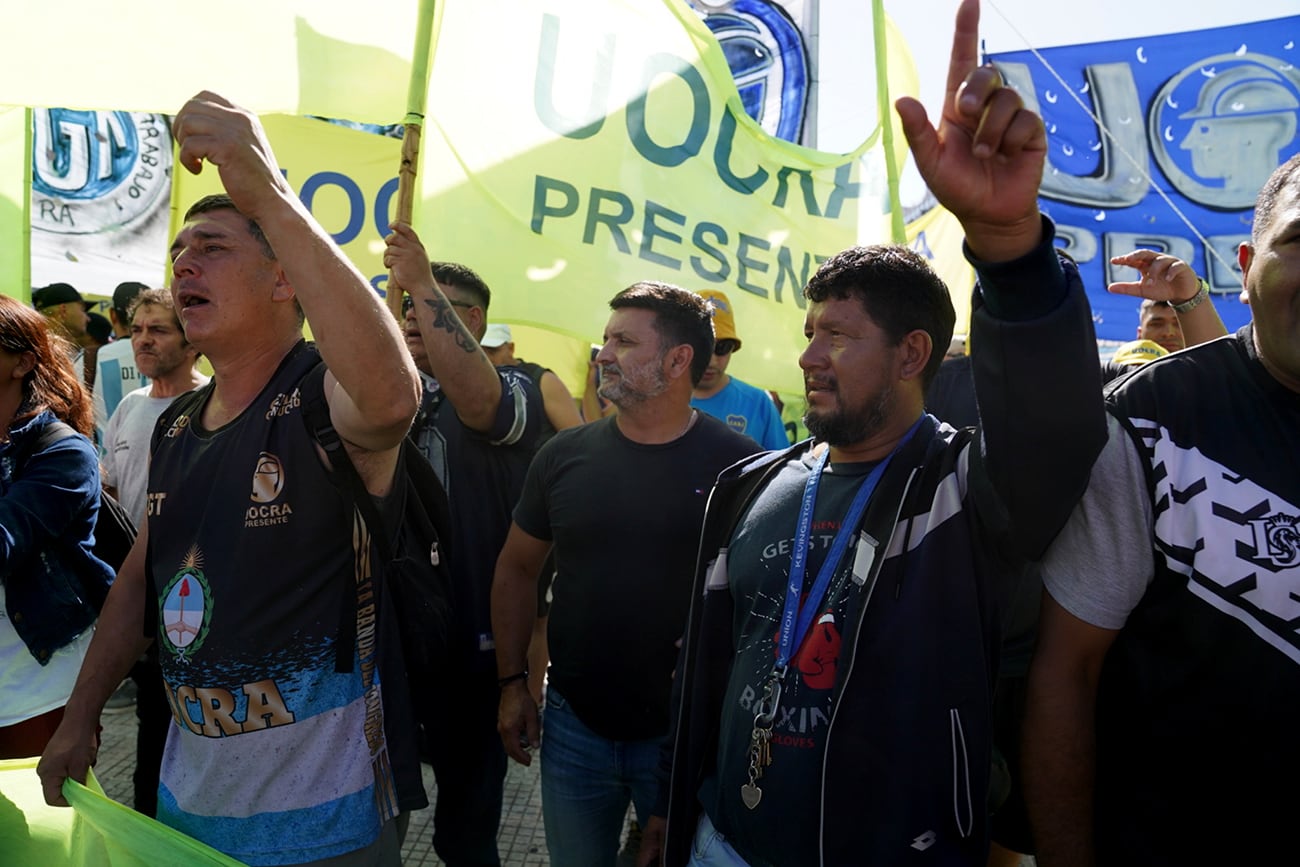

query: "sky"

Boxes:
[816, 0, 1300, 202]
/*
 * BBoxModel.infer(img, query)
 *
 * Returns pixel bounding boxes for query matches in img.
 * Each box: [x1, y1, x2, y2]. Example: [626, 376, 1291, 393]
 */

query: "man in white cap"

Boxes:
[481, 323, 582, 444]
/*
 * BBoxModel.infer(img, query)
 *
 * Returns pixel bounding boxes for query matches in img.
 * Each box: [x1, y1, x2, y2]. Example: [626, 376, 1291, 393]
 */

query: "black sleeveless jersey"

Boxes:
[1096, 323, 1300, 863]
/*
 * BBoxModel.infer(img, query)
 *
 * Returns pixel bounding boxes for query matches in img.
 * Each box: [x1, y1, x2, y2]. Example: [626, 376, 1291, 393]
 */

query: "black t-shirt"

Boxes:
[513, 413, 759, 740]
[701, 451, 878, 866]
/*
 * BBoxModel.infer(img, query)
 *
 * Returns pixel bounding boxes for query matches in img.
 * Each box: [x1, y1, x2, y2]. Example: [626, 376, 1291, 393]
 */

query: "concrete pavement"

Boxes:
[93, 701, 1029, 866]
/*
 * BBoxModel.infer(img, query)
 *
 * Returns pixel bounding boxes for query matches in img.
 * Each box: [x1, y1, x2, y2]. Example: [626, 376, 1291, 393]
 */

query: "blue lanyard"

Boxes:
[774, 415, 926, 676]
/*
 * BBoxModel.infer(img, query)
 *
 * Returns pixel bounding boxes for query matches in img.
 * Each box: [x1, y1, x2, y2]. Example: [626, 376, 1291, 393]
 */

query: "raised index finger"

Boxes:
[943, 0, 982, 123]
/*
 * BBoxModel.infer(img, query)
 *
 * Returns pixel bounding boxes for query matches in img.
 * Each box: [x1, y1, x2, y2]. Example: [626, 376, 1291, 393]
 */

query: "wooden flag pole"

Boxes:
[387, 121, 424, 322]
[387, 0, 437, 322]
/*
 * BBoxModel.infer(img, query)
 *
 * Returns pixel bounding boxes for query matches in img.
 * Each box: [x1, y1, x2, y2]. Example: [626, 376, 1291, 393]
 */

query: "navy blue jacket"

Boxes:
[1, 410, 113, 664]
[659, 232, 1106, 865]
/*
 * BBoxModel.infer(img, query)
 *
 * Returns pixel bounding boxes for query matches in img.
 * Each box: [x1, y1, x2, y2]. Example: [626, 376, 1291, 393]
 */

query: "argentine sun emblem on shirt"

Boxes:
[160, 547, 212, 660]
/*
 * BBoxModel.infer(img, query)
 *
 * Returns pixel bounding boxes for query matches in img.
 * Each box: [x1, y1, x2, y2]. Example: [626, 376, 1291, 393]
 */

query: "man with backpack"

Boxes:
[39, 92, 421, 866]
[385, 223, 545, 867]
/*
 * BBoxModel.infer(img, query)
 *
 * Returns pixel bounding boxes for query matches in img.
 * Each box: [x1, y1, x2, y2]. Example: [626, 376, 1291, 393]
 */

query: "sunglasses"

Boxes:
[401, 296, 476, 314]
[713, 339, 739, 356]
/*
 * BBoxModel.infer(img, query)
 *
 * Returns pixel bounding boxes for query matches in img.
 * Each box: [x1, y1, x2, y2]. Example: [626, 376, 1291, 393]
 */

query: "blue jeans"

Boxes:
[540, 687, 662, 867]
[688, 812, 752, 866]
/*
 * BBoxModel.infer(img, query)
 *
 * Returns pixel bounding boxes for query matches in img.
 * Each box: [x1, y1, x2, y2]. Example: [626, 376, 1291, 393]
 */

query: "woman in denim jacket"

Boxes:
[0, 295, 112, 758]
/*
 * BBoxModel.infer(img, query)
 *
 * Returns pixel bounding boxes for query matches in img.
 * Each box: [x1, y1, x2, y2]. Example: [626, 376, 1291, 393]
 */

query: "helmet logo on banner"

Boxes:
[1152, 54, 1300, 209]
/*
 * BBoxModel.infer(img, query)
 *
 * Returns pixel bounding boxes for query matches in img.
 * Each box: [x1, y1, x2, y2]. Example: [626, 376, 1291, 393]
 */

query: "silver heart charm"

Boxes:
[740, 783, 762, 810]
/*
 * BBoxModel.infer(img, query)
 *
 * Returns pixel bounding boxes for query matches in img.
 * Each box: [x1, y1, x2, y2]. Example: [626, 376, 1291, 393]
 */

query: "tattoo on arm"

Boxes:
[423, 297, 479, 354]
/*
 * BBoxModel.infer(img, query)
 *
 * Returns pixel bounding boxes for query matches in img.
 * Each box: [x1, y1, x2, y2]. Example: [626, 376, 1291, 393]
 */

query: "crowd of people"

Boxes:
[0, 1, 1293, 865]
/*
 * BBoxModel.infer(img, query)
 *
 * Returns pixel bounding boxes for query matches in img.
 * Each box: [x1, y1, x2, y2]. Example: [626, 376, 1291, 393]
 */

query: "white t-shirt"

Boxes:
[103, 383, 206, 527]
[1040, 413, 1155, 630]
[0, 584, 93, 728]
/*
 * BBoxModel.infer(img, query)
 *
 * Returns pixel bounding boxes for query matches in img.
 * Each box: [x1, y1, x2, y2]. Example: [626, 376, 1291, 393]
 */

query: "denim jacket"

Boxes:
[1, 410, 113, 664]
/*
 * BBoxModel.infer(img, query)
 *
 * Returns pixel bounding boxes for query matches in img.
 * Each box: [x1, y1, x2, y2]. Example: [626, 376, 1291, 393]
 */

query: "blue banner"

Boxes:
[989, 17, 1300, 340]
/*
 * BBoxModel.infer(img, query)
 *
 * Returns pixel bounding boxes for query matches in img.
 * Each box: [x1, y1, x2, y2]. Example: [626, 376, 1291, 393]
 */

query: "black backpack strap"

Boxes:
[299, 361, 396, 674]
[33, 423, 140, 573]
[10, 418, 76, 469]
[401, 436, 453, 559]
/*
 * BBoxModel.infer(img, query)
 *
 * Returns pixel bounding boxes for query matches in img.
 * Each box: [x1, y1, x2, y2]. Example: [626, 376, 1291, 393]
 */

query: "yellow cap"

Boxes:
[1111, 339, 1169, 367]
[697, 289, 740, 349]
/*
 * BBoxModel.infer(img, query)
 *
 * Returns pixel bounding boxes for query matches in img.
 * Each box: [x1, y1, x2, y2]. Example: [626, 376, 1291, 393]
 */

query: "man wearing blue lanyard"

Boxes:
[640, 1, 1108, 865]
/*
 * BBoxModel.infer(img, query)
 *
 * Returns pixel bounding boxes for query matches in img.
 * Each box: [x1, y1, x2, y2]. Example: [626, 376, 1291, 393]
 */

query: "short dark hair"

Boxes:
[128, 288, 180, 327]
[181, 194, 302, 326]
[86, 312, 113, 346]
[184, 194, 275, 259]
[1138, 298, 1174, 320]
[1253, 152, 1300, 245]
[431, 262, 491, 314]
[608, 281, 714, 386]
[804, 245, 955, 391]
[111, 280, 149, 322]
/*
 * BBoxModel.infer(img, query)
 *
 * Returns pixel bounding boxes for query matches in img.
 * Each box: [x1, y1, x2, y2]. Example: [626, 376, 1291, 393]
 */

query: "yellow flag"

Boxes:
[0, 2, 418, 125]
[416, 0, 917, 396]
[0, 758, 243, 866]
[160, 1, 925, 398]
[906, 204, 975, 337]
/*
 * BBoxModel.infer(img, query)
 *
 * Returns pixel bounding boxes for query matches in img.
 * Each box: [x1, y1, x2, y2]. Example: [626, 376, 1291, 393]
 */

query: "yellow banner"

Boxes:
[162, 1, 923, 398]
[415, 0, 917, 396]
[0, 3, 419, 126]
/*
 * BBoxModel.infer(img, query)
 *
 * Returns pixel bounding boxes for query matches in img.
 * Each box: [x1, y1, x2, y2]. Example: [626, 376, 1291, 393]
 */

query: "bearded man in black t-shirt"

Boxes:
[492, 282, 759, 866]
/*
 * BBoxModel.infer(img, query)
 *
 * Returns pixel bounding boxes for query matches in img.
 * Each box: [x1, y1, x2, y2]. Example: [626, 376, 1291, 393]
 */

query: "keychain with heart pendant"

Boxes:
[740, 676, 780, 810]
[741, 723, 771, 808]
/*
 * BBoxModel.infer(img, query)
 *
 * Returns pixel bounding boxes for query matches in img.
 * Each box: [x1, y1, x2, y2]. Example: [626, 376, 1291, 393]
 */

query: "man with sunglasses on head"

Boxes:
[493, 282, 762, 866]
[386, 224, 545, 867]
[691, 290, 790, 452]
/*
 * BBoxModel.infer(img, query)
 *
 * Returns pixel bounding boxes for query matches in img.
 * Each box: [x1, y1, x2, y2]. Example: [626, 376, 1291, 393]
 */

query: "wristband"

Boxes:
[1172, 277, 1210, 314]
[497, 670, 528, 688]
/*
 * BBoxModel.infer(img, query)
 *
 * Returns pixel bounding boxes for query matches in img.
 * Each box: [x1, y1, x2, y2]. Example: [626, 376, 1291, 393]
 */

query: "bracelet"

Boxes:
[1172, 277, 1210, 314]
[497, 670, 529, 688]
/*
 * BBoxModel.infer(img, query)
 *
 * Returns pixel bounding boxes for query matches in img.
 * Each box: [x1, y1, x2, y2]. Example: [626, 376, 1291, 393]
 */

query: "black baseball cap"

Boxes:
[33, 282, 89, 311]
[112, 281, 149, 316]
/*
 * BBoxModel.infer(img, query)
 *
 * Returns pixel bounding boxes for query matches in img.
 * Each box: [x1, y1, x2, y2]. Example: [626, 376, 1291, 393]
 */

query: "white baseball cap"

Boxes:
[481, 323, 513, 349]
